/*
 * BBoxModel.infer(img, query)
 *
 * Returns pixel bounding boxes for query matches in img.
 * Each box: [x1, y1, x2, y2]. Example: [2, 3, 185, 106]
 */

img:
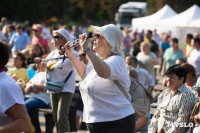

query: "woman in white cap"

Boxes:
[65, 24, 135, 133]
[44, 28, 78, 132]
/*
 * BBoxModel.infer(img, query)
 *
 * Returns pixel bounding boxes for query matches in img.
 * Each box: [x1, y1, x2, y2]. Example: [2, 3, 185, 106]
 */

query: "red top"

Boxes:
[31, 37, 49, 48]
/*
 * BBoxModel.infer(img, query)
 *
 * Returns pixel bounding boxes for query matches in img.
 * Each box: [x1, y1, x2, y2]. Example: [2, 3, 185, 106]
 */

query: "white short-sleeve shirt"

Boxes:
[26, 72, 50, 105]
[45, 49, 79, 93]
[80, 55, 134, 123]
[188, 49, 200, 74]
[137, 52, 158, 78]
[0, 72, 24, 126]
[135, 67, 155, 88]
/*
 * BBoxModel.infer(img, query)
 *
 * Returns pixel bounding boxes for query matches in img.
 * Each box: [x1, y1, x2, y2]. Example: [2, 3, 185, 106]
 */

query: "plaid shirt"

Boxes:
[191, 84, 199, 103]
[148, 84, 196, 133]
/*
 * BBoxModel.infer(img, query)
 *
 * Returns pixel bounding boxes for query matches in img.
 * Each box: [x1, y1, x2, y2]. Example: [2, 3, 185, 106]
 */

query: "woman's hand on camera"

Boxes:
[80, 34, 90, 50]
[78, 51, 88, 65]
[64, 42, 74, 57]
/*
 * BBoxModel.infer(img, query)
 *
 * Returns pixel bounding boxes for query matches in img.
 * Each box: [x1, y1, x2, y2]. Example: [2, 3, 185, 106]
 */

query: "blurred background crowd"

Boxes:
[1, 0, 200, 132]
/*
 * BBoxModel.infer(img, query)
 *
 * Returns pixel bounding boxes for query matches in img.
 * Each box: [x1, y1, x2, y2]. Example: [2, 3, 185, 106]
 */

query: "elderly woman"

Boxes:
[137, 41, 159, 78]
[0, 41, 30, 132]
[43, 28, 78, 133]
[65, 24, 135, 133]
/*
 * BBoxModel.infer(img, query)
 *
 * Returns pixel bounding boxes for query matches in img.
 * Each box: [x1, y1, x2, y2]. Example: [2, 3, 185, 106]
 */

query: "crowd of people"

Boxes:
[0, 15, 200, 133]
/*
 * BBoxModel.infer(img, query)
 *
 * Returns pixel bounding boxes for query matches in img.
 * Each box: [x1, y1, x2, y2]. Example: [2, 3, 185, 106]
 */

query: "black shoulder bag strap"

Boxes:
[64, 71, 73, 83]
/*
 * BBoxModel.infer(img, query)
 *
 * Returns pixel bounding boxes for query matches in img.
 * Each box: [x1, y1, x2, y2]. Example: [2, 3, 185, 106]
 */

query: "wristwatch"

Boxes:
[83, 47, 91, 54]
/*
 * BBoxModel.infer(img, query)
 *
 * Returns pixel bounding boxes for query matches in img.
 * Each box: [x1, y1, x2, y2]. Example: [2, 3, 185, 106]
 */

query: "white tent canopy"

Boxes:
[158, 4, 200, 27]
[132, 5, 177, 30]
[188, 19, 200, 28]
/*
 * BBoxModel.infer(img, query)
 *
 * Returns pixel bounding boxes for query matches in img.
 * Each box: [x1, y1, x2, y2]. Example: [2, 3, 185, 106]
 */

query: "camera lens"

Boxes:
[59, 45, 65, 55]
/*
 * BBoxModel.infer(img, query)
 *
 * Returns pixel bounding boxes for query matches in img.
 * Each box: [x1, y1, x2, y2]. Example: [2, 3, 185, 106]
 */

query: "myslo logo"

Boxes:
[167, 122, 194, 128]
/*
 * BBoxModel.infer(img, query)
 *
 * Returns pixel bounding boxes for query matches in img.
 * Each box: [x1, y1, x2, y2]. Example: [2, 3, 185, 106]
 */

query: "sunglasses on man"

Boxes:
[53, 33, 102, 40]
[53, 35, 60, 39]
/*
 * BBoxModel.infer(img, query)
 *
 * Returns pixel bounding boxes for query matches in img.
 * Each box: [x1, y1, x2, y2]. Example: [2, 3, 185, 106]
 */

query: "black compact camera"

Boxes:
[25, 58, 38, 65]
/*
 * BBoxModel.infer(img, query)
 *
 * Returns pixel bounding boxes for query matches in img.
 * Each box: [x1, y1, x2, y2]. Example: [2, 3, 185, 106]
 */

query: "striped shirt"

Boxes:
[148, 84, 196, 133]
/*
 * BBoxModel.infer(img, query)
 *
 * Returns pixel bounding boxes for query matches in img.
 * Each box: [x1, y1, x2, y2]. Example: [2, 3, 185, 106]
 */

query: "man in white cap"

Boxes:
[43, 28, 78, 133]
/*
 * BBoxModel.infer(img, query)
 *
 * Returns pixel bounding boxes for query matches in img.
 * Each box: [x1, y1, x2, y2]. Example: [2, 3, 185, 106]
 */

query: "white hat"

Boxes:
[90, 24, 124, 57]
[53, 29, 74, 42]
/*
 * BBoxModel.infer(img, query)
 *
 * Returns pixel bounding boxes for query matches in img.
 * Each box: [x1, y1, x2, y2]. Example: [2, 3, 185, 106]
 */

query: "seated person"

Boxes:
[7, 52, 29, 84]
[127, 65, 151, 133]
[0, 41, 31, 132]
[181, 63, 198, 102]
[28, 43, 46, 71]
[189, 77, 200, 133]
[148, 65, 196, 133]
[162, 58, 187, 87]
[126, 55, 155, 92]
[127, 65, 138, 81]
[135, 113, 151, 133]
[23, 62, 51, 132]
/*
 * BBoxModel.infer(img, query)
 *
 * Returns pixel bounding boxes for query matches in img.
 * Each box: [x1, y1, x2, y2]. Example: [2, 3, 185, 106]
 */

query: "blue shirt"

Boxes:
[160, 42, 170, 54]
[163, 48, 185, 70]
[9, 32, 31, 52]
[136, 113, 151, 133]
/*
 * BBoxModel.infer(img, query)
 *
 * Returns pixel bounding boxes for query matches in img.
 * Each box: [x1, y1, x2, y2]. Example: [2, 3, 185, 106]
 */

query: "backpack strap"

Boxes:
[114, 80, 131, 102]
[134, 79, 154, 104]
[114, 77, 154, 104]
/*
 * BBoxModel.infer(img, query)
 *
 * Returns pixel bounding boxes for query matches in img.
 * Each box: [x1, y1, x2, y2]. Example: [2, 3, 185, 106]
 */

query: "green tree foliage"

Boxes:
[0, 0, 53, 23]
[0, 0, 139, 25]
[1, 0, 199, 25]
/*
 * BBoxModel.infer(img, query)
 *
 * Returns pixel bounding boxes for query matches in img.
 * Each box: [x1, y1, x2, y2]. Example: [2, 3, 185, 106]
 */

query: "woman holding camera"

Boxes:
[44, 28, 78, 133]
[65, 24, 135, 133]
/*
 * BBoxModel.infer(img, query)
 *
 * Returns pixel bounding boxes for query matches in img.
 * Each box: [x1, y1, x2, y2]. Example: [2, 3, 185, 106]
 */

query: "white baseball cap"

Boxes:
[53, 29, 74, 42]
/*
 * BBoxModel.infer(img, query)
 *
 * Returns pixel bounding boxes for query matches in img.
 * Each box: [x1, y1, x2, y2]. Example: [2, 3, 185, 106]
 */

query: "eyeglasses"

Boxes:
[53, 35, 60, 39]
[94, 33, 103, 39]
[32, 30, 38, 32]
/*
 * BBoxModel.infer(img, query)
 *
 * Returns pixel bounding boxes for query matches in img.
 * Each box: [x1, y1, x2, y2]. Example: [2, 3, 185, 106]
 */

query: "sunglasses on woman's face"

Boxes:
[32, 30, 38, 32]
[53, 35, 60, 39]
[94, 33, 103, 38]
